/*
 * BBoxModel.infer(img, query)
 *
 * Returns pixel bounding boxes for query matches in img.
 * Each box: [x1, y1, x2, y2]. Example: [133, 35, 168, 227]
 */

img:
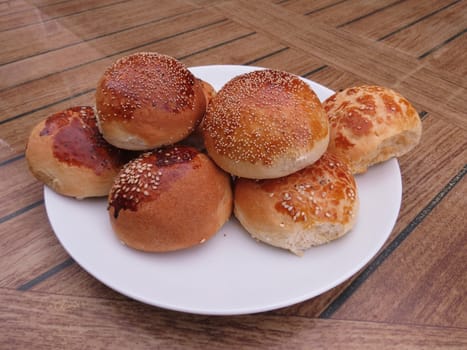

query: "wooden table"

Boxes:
[1, 0, 466, 348]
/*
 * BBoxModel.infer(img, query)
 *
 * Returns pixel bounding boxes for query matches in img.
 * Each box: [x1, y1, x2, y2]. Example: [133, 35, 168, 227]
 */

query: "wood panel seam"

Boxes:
[0, 7, 202, 67]
[0, 200, 44, 225]
[319, 163, 467, 318]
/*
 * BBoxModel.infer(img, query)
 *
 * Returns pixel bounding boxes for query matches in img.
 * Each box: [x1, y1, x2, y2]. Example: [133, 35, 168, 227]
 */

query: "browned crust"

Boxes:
[234, 152, 359, 254]
[323, 85, 422, 173]
[108, 146, 233, 252]
[95, 52, 206, 150]
[203, 69, 328, 167]
[25, 106, 134, 198]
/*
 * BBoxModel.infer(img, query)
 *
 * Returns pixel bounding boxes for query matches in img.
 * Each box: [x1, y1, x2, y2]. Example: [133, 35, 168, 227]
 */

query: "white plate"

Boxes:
[44, 65, 402, 315]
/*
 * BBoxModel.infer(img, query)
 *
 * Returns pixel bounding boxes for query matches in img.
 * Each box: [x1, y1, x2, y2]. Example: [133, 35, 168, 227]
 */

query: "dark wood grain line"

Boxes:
[0, 0, 128, 33]
[0, 17, 228, 92]
[17, 258, 75, 291]
[417, 28, 467, 59]
[336, 0, 406, 28]
[304, 0, 350, 16]
[377, 0, 462, 41]
[243, 47, 289, 65]
[319, 163, 467, 318]
[177, 32, 257, 60]
[0, 8, 199, 67]
[0, 200, 44, 225]
[0, 89, 94, 126]
[302, 65, 328, 77]
[0, 154, 24, 167]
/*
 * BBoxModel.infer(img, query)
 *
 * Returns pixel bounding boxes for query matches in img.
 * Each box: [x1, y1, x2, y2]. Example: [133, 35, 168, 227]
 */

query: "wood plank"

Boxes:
[1, 289, 466, 349]
[340, 0, 456, 40]
[179, 33, 286, 67]
[304, 0, 399, 27]
[0, 205, 69, 288]
[0, 0, 123, 32]
[330, 173, 467, 328]
[0, 8, 223, 89]
[279, 0, 348, 15]
[381, 0, 467, 58]
[0, 0, 194, 65]
[0, 0, 35, 16]
[0, 158, 43, 218]
[30, 262, 126, 300]
[423, 30, 467, 77]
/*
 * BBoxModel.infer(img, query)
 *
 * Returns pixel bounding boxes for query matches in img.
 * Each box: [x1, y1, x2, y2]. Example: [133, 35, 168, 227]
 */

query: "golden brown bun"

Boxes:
[95, 52, 206, 150]
[323, 85, 422, 174]
[108, 146, 233, 252]
[25, 106, 136, 199]
[197, 78, 217, 106]
[202, 69, 329, 179]
[180, 78, 217, 151]
[234, 152, 359, 256]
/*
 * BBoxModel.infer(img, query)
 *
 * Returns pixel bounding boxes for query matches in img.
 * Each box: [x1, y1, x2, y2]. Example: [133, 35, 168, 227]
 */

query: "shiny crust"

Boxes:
[202, 69, 329, 179]
[197, 78, 217, 106]
[95, 52, 206, 150]
[25, 106, 134, 198]
[234, 152, 359, 256]
[324, 85, 422, 174]
[180, 78, 217, 150]
[108, 146, 233, 252]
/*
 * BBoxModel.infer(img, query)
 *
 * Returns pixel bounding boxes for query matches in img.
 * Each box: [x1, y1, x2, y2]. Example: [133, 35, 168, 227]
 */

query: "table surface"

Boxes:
[1, 0, 466, 348]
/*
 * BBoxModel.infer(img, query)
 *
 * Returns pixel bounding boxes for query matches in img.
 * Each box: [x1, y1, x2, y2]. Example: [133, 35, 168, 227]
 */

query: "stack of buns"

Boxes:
[26, 51, 422, 255]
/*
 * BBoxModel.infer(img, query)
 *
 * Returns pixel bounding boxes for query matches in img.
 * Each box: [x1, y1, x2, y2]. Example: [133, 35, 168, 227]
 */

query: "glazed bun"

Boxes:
[95, 52, 206, 150]
[26, 106, 135, 199]
[197, 78, 217, 106]
[323, 85, 422, 174]
[180, 78, 217, 150]
[202, 69, 329, 179]
[108, 146, 233, 252]
[234, 152, 358, 256]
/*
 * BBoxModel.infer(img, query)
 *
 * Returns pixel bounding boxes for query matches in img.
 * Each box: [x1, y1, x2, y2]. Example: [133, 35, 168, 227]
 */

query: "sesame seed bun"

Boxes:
[234, 152, 359, 256]
[25, 106, 136, 199]
[202, 69, 329, 179]
[95, 52, 206, 150]
[108, 146, 233, 252]
[323, 85, 422, 174]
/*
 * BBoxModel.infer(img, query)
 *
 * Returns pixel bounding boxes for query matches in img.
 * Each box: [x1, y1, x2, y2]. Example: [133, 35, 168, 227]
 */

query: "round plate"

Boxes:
[44, 65, 402, 315]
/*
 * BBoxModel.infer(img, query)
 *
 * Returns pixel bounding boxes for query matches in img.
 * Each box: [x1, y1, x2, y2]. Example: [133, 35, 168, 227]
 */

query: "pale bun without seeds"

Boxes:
[323, 85, 422, 174]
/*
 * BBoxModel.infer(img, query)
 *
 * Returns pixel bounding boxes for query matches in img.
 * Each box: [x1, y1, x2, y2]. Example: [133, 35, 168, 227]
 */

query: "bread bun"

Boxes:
[234, 152, 358, 256]
[323, 85, 422, 174]
[202, 69, 329, 179]
[95, 52, 206, 150]
[197, 78, 216, 106]
[108, 146, 233, 252]
[179, 78, 217, 151]
[25, 106, 136, 199]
